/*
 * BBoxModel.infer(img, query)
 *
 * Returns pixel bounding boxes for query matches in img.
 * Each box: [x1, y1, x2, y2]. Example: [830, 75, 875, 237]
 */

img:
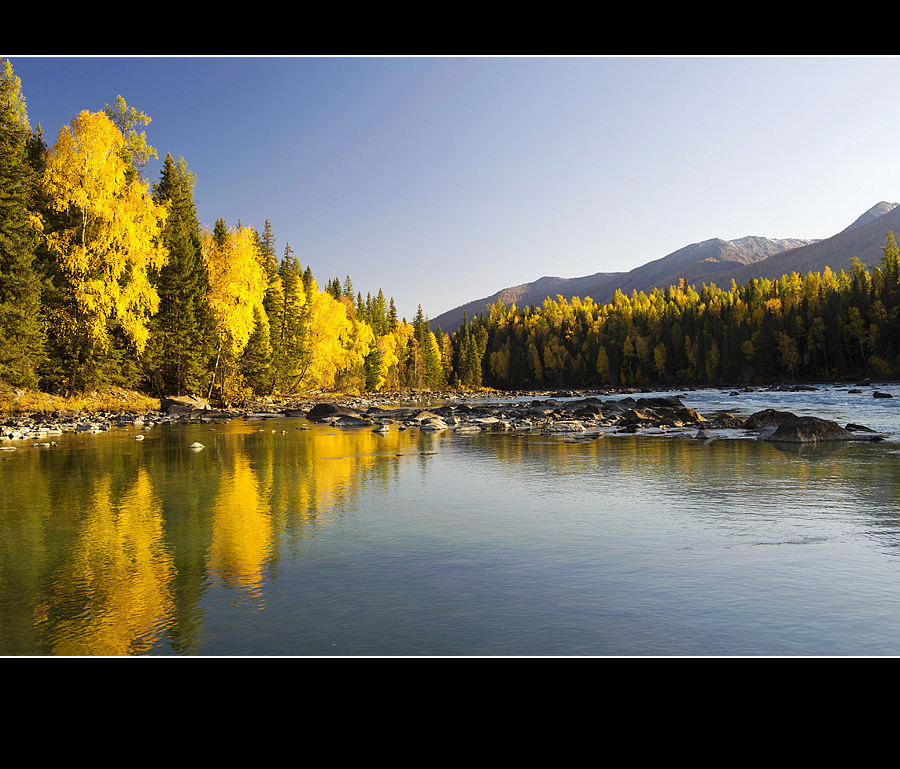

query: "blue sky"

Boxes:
[7, 55, 900, 322]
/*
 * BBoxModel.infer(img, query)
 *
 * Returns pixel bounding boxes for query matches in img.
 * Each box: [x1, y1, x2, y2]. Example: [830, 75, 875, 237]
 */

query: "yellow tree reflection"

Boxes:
[39, 467, 176, 655]
[208, 451, 273, 606]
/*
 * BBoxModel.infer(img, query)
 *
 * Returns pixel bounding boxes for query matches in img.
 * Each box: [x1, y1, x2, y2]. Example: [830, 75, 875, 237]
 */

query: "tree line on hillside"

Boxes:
[2, 60, 899, 405]
[457, 238, 900, 389]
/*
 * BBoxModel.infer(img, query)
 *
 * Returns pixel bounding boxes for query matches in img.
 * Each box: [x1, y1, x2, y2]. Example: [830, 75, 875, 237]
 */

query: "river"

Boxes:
[2, 383, 899, 656]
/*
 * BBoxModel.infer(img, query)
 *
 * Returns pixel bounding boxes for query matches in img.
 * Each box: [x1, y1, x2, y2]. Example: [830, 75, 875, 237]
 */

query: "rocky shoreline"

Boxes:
[0, 387, 892, 448]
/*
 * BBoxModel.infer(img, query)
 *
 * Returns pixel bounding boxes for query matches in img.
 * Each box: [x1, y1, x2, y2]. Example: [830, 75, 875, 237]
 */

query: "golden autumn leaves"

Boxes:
[42, 109, 167, 360]
[37, 105, 400, 397]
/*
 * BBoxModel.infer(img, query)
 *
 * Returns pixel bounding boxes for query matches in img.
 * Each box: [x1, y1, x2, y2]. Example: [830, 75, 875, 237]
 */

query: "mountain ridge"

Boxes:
[431, 202, 900, 333]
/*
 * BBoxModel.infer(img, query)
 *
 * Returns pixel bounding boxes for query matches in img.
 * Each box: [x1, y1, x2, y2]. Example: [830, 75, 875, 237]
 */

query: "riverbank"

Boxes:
[1, 382, 894, 447]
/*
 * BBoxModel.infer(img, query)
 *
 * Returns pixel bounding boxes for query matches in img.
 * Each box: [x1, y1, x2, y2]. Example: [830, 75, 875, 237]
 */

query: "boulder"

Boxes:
[161, 395, 211, 415]
[332, 414, 372, 428]
[873, 391, 893, 399]
[542, 420, 586, 433]
[672, 406, 706, 424]
[634, 396, 685, 410]
[763, 416, 853, 443]
[411, 410, 443, 422]
[306, 403, 366, 421]
[743, 409, 798, 429]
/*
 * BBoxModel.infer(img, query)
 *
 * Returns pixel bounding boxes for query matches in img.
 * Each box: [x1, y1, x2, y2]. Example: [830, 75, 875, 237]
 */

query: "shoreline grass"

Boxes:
[0, 386, 161, 416]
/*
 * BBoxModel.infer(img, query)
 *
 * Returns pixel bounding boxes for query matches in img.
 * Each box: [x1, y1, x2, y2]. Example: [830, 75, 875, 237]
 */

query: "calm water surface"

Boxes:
[2, 384, 899, 656]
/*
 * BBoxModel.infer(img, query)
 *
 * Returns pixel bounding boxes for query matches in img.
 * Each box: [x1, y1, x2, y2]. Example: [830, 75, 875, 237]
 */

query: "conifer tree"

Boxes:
[364, 343, 382, 392]
[0, 59, 44, 387]
[147, 154, 213, 395]
[371, 290, 382, 334]
[302, 265, 315, 299]
[389, 297, 398, 330]
[240, 304, 273, 395]
[268, 242, 310, 394]
[254, 219, 282, 388]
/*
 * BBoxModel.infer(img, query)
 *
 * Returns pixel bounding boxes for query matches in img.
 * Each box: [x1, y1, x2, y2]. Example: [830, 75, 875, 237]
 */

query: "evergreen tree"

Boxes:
[302, 265, 315, 298]
[269, 243, 310, 394]
[0, 59, 45, 388]
[374, 289, 387, 335]
[389, 297, 398, 329]
[240, 304, 273, 395]
[256, 219, 282, 385]
[146, 154, 213, 395]
[363, 343, 382, 392]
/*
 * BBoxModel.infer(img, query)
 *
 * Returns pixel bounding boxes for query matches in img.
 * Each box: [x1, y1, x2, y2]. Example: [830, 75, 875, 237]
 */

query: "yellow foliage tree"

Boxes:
[374, 323, 414, 390]
[42, 109, 168, 389]
[297, 289, 374, 391]
[201, 221, 268, 402]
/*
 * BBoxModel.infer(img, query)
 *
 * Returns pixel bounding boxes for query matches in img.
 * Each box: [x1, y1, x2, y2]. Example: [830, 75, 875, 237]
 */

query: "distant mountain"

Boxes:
[430, 201, 900, 334]
[724, 202, 900, 285]
[430, 236, 811, 333]
[841, 201, 899, 232]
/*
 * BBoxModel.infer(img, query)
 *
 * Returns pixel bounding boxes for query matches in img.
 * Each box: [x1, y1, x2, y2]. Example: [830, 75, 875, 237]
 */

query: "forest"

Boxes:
[2, 60, 899, 406]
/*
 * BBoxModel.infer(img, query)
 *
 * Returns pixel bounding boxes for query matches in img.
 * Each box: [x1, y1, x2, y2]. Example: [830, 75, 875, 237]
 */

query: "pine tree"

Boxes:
[255, 219, 282, 386]
[364, 343, 382, 392]
[374, 289, 387, 335]
[302, 265, 315, 299]
[146, 154, 213, 395]
[240, 304, 273, 396]
[269, 243, 310, 394]
[0, 59, 44, 388]
[388, 297, 398, 330]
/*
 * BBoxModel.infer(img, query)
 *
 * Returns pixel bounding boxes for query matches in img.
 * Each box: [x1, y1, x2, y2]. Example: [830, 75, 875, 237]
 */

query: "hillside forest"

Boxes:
[2, 61, 900, 405]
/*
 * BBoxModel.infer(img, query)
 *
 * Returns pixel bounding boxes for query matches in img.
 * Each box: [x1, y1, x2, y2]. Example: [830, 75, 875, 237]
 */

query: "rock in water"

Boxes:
[743, 409, 798, 429]
[763, 416, 853, 443]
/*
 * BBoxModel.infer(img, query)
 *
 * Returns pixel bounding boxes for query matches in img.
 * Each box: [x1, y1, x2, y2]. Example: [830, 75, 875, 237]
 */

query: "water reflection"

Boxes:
[0, 419, 446, 654]
[2, 417, 900, 655]
[33, 468, 175, 656]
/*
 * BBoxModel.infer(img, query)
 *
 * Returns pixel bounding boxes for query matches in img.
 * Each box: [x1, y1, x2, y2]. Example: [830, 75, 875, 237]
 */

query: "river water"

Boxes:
[2, 383, 899, 656]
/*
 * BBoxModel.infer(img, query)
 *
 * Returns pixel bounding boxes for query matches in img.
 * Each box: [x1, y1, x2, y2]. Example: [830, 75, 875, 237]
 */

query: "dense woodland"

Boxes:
[2, 61, 900, 406]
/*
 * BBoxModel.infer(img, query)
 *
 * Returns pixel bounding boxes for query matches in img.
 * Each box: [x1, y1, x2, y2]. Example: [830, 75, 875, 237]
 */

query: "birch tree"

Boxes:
[41, 109, 168, 390]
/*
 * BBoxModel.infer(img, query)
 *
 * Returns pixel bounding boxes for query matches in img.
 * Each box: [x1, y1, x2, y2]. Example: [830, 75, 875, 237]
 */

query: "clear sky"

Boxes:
[7, 55, 900, 322]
